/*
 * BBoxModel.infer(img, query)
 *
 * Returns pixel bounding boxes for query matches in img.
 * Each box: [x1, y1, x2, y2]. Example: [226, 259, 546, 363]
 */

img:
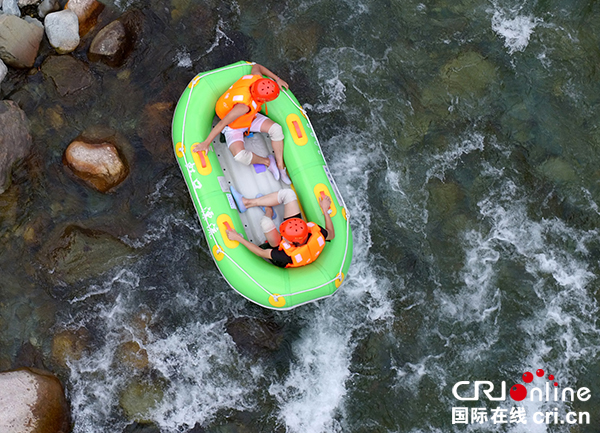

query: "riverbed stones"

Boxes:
[65, 0, 105, 36]
[0, 368, 70, 433]
[0, 101, 33, 195]
[44, 9, 80, 54]
[41, 55, 93, 96]
[0, 14, 44, 68]
[64, 140, 129, 192]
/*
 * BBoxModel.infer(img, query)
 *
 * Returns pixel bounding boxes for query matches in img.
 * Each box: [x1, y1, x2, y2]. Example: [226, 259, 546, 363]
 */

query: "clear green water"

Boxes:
[1, 0, 600, 432]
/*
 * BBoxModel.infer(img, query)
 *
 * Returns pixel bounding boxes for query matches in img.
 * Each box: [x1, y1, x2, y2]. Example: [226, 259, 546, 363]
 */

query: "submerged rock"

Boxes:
[51, 328, 90, 367]
[0, 14, 44, 68]
[116, 341, 149, 370]
[0, 368, 70, 433]
[41, 55, 94, 96]
[139, 101, 175, 161]
[38, 224, 135, 287]
[65, 0, 105, 36]
[120, 378, 165, 423]
[539, 157, 577, 184]
[0, 101, 33, 195]
[64, 139, 129, 192]
[440, 51, 497, 96]
[225, 316, 285, 357]
[44, 9, 80, 54]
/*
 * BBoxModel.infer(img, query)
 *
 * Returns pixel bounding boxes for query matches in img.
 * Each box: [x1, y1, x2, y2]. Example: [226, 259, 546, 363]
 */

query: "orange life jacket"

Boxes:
[215, 74, 263, 130]
[279, 223, 326, 268]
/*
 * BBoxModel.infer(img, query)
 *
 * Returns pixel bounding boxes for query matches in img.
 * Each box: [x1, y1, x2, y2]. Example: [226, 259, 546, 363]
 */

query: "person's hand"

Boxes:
[319, 194, 332, 214]
[192, 140, 210, 155]
[226, 229, 242, 242]
[275, 77, 289, 90]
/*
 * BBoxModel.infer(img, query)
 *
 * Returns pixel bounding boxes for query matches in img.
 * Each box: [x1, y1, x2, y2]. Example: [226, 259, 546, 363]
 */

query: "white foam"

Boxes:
[174, 49, 193, 68]
[491, 7, 540, 54]
[268, 131, 395, 432]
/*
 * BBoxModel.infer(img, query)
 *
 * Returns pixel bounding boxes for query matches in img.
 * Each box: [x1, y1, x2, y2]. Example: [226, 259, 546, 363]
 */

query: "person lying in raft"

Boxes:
[191, 63, 291, 184]
[226, 188, 335, 268]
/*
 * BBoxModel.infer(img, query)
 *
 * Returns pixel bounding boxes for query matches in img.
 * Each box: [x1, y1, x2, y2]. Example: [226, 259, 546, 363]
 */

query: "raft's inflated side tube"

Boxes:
[172, 61, 353, 310]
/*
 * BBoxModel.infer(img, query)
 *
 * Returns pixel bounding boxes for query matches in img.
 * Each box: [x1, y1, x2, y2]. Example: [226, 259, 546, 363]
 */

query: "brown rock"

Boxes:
[116, 341, 149, 370]
[0, 101, 33, 195]
[89, 20, 128, 66]
[64, 140, 129, 192]
[88, 10, 143, 68]
[65, 0, 105, 36]
[0, 368, 70, 433]
[0, 15, 44, 68]
[51, 328, 90, 367]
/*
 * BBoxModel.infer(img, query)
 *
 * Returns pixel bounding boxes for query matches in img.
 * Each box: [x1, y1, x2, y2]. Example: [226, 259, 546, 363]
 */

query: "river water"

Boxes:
[1, 0, 600, 432]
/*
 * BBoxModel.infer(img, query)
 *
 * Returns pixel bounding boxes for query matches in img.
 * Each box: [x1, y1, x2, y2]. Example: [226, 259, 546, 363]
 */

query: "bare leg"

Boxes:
[229, 141, 270, 166]
[242, 190, 301, 218]
[260, 119, 285, 170]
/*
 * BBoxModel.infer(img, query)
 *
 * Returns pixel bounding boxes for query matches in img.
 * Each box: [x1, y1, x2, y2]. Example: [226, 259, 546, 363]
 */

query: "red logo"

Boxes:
[509, 368, 558, 401]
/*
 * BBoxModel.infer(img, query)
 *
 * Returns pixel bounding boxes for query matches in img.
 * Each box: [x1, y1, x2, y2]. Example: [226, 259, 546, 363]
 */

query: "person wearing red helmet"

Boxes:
[226, 189, 335, 268]
[192, 63, 291, 184]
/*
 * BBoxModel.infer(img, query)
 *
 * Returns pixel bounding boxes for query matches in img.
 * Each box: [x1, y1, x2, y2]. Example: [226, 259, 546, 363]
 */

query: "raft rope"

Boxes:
[179, 62, 351, 306]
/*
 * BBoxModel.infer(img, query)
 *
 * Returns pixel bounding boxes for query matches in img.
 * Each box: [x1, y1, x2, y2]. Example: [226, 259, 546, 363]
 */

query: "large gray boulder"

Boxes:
[0, 101, 33, 195]
[44, 9, 80, 54]
[0, 368, 70, 433]
[0, 15, 44, 68]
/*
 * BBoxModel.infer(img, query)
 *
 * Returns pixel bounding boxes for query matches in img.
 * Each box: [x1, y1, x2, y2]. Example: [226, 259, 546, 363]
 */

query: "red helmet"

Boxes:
[250, 78, 280, 101]
[279, 218, 309, 244]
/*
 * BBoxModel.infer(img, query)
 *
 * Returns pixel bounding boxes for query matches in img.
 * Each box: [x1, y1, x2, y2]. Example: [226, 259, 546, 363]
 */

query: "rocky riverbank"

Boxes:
[0, 1, 154, 431]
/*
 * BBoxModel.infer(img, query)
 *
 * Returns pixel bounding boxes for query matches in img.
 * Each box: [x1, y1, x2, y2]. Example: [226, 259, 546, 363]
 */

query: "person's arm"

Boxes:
[319, 195, 335, 241]
[227, 229, 273, 260]
[192, 104, 249, 154]
[251, 63, 289, 90]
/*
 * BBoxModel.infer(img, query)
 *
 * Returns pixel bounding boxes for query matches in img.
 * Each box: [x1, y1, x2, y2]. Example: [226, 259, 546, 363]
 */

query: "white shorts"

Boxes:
[223, 113, 269, 148]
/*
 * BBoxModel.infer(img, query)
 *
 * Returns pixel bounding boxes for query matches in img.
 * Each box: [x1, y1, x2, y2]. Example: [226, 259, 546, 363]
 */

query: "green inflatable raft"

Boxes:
[172, 61, 353, 310]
